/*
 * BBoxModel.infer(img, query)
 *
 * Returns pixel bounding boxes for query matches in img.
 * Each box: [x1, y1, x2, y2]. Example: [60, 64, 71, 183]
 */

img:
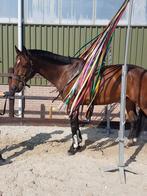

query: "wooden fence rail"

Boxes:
[0, 68, 121, 127]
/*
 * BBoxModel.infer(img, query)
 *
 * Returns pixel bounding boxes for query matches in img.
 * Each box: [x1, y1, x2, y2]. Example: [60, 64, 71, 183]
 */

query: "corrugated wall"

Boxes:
[0, 24, 147, 85]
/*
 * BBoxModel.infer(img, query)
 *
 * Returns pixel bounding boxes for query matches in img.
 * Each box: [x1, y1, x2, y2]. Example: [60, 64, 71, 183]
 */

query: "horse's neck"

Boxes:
[33, 58, 82, 92]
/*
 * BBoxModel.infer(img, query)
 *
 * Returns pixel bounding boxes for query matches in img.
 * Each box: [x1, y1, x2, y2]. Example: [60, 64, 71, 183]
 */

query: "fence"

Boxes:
[0, 68, 121, 126]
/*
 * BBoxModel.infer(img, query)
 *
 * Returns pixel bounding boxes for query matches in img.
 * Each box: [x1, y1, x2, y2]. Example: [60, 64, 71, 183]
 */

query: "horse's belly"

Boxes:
[94, 93, 120, 105]
[83, 89, 120, 105]
[91, 72, 121, 105]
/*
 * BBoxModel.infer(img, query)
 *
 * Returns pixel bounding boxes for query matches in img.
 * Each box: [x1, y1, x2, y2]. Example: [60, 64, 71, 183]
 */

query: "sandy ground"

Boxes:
[0, 125, 146, 196]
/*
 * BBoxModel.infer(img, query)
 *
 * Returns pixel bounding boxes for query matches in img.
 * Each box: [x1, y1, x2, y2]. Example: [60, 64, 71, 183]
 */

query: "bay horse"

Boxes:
[9, 46, 147, 154]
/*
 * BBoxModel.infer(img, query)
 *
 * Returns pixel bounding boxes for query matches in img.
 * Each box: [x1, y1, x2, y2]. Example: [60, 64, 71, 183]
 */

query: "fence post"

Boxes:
[8, 67, 14, 118]
[21, 95, 25, 119]
[41, 104, 45, 119]
[49, 106, 52, 119]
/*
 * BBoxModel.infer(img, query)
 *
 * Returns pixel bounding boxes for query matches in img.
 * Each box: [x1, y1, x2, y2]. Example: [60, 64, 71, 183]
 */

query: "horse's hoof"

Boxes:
[0, 154, 12, 166]
[68, 145, 81, 155]
[126, 139, 137, 147]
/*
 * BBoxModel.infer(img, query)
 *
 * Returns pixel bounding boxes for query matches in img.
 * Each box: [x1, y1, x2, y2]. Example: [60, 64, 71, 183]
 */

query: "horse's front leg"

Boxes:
[68, 111, 82, 155]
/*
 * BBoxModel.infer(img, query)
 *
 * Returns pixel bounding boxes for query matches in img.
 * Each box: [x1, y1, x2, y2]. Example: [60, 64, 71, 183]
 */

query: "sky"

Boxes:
[0, 0, 146, 25]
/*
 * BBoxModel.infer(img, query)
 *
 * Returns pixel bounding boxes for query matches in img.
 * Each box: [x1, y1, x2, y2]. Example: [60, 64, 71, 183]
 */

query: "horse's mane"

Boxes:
[28, 49, 79, 65]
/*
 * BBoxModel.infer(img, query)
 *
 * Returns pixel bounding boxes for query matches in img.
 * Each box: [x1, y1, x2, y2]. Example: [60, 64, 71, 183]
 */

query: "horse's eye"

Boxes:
[22, 64, 28, 68]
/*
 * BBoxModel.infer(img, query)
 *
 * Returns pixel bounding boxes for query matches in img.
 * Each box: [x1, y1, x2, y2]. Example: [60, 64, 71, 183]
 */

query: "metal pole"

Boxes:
[118, 0, 133, 179]
[18, 0, 23, 118]
[106, 104, 111, 134]
[104, 0, 137, 183]
[8, 68, 15, 118]
[106, 46, 113, 134]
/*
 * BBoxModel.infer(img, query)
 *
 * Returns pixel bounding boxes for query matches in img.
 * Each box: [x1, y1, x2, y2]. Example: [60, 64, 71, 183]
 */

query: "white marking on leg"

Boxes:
[73, 135, 78, 148]
[133, 138, 137, 143]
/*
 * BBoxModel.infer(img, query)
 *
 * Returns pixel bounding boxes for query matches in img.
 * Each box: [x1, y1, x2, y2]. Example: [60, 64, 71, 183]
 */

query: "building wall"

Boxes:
[0, 24, 147, 85]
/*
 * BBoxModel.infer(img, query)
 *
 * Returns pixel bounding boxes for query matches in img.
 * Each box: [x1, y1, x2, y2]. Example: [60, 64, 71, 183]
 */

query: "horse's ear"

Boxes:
[22, 45, 28, 55]
[15, 45, 21, 55]
[22, 45, 31, 57]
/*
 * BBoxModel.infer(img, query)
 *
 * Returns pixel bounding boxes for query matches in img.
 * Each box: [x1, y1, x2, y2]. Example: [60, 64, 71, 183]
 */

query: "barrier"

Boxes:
[0, 69, 122, 132]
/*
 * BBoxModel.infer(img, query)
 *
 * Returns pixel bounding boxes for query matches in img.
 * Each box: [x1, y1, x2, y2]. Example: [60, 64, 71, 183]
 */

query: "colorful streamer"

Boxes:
[63, 0, 130, 116]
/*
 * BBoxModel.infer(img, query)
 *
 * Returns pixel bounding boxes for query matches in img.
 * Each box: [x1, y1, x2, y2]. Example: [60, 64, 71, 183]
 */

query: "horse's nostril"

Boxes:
[12, 86, 17, 91]
[9, 85, 17, 95]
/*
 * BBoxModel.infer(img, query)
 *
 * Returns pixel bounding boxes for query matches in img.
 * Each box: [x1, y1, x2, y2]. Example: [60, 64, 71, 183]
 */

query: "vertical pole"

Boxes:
[58, 0, 62, 25]
[93, 0, 96, 25]
[49, 106, 53, 119]
[41, 104, 45, 119]
[18, 0, 23, 118]
[119, 0, 133, 176]
[106, 46, 112, 134]
[106, 104, 111, 134]
[8, 68, 14, 118]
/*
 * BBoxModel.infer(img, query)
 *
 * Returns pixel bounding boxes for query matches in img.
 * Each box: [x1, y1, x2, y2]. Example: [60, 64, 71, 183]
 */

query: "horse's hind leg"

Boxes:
[126, 98, 138, 146]
[135, 109, 146, 138]
[68, 110, 82, 155]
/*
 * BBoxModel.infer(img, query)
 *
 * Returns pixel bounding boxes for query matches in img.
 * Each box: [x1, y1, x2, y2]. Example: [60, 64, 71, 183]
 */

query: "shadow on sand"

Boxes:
[0, 130, 63, 165]
[0, 123, 146, 167]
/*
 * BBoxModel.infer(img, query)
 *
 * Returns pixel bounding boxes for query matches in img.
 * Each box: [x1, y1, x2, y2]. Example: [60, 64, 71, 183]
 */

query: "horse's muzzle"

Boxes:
[6, 85, 19, 97]
[3, 90, 14, 97]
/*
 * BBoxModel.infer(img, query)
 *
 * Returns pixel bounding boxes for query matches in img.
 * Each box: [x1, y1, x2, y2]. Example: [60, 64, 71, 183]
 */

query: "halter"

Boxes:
[10, 73, 30, 91]
[11, 59, 35, 90]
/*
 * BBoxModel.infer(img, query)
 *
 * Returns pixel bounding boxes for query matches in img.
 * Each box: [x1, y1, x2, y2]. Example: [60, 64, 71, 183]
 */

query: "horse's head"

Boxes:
[9, 46, 36, 95]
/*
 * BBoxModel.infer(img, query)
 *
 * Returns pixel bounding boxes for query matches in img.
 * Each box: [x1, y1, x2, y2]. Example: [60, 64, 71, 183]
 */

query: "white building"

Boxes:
[0, 0, 146, 25]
